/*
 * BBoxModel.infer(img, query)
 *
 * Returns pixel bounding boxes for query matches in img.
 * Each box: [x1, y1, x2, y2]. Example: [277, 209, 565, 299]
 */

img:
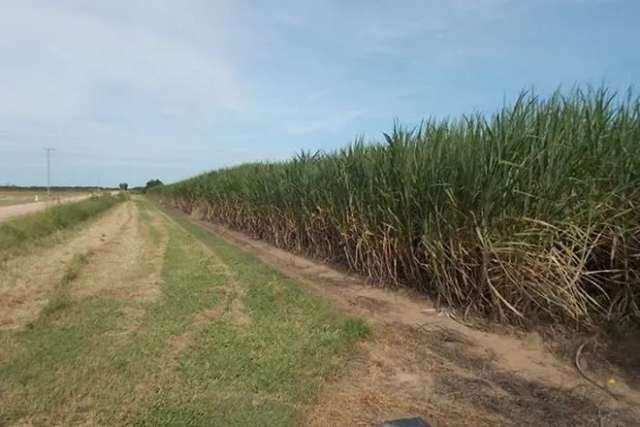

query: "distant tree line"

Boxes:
[0, 180, 163, 193]
[0, 185, 117, 192]
[129, 179, 164, 193]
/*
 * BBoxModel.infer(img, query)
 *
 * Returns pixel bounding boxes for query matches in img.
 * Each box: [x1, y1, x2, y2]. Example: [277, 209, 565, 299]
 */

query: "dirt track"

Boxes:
[0, 194, 91, 224]
[185, 213, 640, 427]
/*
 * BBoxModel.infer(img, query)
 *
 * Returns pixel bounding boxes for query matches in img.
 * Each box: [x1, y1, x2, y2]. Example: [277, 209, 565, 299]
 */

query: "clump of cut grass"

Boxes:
[153, 87, 640, 330]
[0, 193, 126, 258]
[40, 252, 91, 319]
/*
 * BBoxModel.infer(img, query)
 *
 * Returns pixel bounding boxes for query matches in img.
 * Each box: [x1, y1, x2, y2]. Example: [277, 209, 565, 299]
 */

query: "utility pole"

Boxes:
[43, 147, 55, 197]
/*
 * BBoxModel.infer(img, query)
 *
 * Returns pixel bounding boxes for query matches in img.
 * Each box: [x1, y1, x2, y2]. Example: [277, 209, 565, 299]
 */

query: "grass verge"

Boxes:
[0, 193, 126, 259]
[0, 197, 368, 426]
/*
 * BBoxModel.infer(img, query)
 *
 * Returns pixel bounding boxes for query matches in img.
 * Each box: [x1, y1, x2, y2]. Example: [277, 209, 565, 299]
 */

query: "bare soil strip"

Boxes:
[188, 217, 640, 427]
[0, 203, 131, 330]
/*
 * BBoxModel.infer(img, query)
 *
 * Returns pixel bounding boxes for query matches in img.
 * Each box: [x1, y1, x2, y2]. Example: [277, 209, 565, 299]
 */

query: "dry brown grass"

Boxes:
[71, 202, 167, 303]
[0, 203, 131, 330]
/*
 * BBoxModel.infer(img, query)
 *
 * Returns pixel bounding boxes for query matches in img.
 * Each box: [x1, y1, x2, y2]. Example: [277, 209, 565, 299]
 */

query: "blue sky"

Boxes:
[0, 0, 638, 187]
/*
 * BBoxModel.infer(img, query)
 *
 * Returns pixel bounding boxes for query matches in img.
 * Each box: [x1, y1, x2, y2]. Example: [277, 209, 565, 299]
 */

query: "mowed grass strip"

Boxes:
[0, 198, 368, 426]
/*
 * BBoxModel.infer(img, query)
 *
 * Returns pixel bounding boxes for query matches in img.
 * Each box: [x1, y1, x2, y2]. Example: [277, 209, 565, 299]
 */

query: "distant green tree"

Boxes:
[144, 179, 163, 192]
[119, 183, 128, 191]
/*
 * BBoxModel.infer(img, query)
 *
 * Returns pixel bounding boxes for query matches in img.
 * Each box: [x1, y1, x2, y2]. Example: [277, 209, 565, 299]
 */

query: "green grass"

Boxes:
[153, 87, 640, 330]
[0, 193, 126, 259]
[133, 204, 368, 426]
[135, 198, 162, 244]
[0, 198, 367, 426]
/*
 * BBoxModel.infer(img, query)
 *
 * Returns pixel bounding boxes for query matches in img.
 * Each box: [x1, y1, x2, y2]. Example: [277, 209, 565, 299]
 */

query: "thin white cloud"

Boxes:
[0, 1, 243, 125]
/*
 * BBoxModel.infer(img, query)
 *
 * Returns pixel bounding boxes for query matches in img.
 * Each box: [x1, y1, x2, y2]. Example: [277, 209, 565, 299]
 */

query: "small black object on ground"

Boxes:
[381, 416, 431, 427]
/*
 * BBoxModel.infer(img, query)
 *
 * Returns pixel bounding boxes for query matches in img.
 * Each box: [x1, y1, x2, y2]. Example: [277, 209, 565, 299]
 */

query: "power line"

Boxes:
[43, 147, 55, 197]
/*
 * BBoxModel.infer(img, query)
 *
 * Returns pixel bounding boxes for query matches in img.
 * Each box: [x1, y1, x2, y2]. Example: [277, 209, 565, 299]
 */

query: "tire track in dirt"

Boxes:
[155, 208, 251, 328]
[0, 203, 131, 330]
[176, 218, 252, 329]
